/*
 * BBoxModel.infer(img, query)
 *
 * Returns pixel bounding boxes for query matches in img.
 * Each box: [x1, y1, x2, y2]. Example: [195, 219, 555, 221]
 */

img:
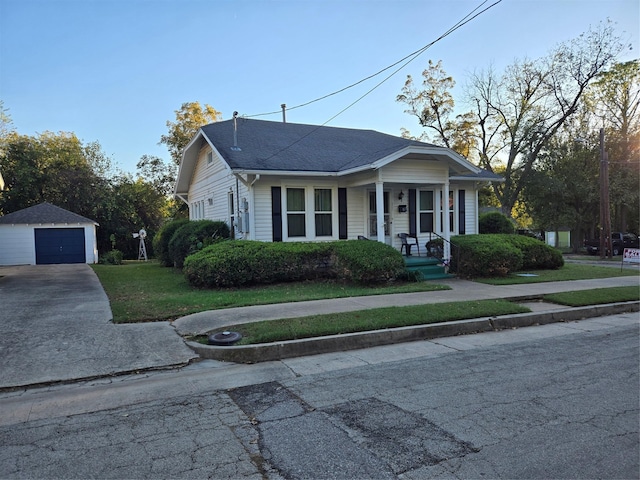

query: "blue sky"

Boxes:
[1, 0, 638, 174]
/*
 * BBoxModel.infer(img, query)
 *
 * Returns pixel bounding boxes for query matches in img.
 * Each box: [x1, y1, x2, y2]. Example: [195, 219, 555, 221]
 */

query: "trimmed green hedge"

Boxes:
[153, 219, 189, 267]
[499, 234, 564, 270]
[183, 240, 405, 288]
[449, 234, 563, 278]
[167, 220, 231, 268]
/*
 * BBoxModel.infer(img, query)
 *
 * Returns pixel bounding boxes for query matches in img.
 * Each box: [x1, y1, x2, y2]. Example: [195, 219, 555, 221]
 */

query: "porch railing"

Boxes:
[426, 232, 460, 271]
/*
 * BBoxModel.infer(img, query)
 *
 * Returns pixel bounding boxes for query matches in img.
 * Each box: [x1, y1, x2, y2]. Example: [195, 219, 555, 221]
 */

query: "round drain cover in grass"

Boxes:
[208, 331, 242, 346]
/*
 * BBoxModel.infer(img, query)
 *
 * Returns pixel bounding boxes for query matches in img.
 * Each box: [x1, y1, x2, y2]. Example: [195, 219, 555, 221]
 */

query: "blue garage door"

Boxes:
[35, 228, 86, 264]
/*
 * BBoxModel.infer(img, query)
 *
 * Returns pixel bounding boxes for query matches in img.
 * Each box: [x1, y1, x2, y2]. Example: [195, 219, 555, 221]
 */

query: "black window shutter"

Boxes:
[338, 188, 347, 239]
[458, 190, 466, 235]
[271, 187, 282, 242]
[408, 189, 417, 236]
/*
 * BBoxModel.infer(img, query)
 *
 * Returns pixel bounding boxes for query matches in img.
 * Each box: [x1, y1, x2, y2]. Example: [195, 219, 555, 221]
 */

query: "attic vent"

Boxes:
[231, 111, 242, 151]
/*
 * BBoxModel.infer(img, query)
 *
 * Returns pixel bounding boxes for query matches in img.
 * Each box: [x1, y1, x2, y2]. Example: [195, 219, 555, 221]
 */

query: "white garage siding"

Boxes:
[0, 225, 34, 265]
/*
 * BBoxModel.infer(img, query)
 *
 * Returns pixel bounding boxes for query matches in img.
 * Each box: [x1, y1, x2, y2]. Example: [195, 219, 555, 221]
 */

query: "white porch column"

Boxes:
[375, 181, 385, 243]
[443, 181, 451, 259]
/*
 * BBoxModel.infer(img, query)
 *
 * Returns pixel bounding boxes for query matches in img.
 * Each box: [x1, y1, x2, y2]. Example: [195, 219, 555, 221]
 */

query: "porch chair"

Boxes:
[398, 233, 419, 256]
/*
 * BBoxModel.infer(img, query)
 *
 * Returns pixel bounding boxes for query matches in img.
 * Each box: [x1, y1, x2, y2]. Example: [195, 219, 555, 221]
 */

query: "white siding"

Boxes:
[187, 146, 235, 224]
[380, 159, 448, 184]
[346, 188, 365, 239]
[0, 225, 34, 265]
[253, 183, 274, 242]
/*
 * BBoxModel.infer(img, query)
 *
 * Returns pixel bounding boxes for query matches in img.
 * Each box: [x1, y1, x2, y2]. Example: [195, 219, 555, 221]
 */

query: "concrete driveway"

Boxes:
[0, 264, 197, 390]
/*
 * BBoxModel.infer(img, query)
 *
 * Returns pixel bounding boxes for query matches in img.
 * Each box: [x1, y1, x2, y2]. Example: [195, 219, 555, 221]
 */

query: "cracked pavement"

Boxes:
[1, 313, 638, 479]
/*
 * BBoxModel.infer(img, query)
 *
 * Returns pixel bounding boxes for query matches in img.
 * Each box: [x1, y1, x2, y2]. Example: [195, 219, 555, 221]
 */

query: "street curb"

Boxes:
[186, 301, 639, 364]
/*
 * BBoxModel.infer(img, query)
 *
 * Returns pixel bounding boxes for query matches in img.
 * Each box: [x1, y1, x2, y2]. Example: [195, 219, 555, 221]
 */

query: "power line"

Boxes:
[248, 0, 502, 162]
[244, 0, 501, 120]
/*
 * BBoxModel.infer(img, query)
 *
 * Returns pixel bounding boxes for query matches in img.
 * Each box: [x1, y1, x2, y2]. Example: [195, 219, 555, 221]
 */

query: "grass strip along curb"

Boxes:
[212, 299, 529, 345]
[188, 301, 639, 364]
[543, 286, 639, 307]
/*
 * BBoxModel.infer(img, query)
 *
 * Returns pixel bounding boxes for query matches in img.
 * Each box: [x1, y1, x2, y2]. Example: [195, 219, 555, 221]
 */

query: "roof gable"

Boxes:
[0, 202, 98, 225]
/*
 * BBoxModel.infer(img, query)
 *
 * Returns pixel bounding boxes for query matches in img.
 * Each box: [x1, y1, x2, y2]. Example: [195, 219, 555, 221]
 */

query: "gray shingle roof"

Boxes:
[0, 202, 97, 225]
[200, 118, 438, 172]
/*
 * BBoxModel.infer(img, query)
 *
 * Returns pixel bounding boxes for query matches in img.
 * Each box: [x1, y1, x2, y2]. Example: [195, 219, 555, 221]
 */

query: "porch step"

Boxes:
[403, 256, 455, 281]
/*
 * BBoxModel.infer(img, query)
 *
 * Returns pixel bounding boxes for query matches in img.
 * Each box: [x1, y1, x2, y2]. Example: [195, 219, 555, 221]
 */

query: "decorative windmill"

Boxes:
[132, 229, 148, 261]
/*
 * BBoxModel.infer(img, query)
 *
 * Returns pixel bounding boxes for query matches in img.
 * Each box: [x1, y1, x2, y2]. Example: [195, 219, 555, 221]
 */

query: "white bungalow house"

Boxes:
[174, 118, 501, 259]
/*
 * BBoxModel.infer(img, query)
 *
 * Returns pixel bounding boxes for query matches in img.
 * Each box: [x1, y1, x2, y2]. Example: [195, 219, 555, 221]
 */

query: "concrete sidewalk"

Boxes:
[173, 275, 640, 336]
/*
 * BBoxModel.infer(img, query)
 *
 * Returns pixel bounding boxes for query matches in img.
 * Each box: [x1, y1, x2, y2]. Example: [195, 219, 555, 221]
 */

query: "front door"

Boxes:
[368, 191, 391, 244]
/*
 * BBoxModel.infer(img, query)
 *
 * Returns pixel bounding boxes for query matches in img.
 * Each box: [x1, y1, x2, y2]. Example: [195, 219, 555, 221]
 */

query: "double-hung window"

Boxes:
[314, 189, 332, 237]
[419, 190, 434, 233]
[285, 187, 335, 239]
[286, 188, 306, 237]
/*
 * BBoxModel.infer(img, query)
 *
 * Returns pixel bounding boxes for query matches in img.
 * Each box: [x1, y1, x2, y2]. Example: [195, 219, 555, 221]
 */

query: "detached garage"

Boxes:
[0, 202, 99, 265]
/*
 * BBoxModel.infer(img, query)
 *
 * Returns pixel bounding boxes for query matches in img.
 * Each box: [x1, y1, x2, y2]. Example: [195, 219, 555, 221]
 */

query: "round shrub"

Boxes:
[499, 234, 564, 270]
[450, 234, 523, 278]
[153, 219, 189, 267]
[479, 211, 515, 234]
[168, 220, 231, 268]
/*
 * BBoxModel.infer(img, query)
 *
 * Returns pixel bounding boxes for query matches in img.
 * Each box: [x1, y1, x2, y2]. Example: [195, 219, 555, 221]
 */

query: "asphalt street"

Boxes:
[1, 312, 638, 479]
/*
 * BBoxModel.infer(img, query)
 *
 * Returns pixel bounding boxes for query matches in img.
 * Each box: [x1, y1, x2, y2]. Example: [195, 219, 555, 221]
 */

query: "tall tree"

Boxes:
[136, 154, 176, 197]
[470, 22, 624, 216]
[159, 102, 222, 165]
[588, 59, 640, 232]
[0, 132, 101, 216]
[398, 22, 625, 217]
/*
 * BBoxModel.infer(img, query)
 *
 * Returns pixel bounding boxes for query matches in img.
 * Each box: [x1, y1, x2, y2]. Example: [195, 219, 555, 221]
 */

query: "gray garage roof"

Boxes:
[0, 202, 98, 225]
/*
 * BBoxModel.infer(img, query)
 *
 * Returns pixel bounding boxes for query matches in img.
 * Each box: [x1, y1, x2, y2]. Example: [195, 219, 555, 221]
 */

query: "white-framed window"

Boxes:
[314, 188, 333, 237]
[207, 151, 213, 164]
[283, 186, 337, 240]
[191, 200, 205, 220]
[419, 190, 434, 233]
[286, 188, 306, 237]
[439, 191, 455, 232]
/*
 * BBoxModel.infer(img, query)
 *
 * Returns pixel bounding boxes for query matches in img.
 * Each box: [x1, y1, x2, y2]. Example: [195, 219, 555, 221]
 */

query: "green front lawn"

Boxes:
[91, 261, 450, 323]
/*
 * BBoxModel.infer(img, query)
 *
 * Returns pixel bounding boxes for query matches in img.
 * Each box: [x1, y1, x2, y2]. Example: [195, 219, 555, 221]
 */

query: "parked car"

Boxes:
[584, 232, 639, 256]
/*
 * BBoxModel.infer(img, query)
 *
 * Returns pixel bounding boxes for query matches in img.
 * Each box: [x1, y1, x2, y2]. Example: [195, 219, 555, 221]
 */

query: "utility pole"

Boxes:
[599, 128, 612, 259]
